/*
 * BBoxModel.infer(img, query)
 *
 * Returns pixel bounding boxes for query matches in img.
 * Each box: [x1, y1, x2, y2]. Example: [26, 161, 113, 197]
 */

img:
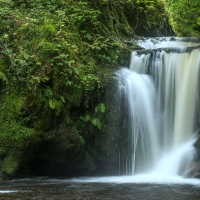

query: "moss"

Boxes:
[0, 92, 41, 178]
[0, 0, 173, 179]
[0, 93, 25, 117]
[1, 154, 20, 177]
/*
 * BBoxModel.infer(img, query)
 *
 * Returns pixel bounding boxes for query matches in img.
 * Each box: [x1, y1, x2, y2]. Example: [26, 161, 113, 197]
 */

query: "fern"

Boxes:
[0, 71, 8, 84]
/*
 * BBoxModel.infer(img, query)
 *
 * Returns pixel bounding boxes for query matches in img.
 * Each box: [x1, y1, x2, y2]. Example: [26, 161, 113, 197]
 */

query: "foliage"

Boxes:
[0, 0, 170, 178]
[0, 93, 39, 178]
[80, 103, 106, 130]
[91, 0, 170, 36]
[167, 0, 200, 36]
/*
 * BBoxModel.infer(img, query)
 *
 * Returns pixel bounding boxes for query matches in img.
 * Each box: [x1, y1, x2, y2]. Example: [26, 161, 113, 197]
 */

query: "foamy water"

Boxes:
[70, 175, 200, 185]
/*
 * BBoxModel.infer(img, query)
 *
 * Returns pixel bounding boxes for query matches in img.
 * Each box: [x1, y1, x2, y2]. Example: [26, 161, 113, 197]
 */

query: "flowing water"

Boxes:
[1, 38, 200, 199]
[112, 37, 200, 177]
[0, 177, 200, 199]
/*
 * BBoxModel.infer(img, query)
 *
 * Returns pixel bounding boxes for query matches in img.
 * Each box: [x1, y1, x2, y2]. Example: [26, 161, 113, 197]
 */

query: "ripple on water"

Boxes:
[0, 177, 200, 200]
[0, 190, 17, 193]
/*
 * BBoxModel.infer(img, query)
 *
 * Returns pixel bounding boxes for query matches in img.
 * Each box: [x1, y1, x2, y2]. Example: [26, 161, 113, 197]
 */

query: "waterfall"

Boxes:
[114, 37, 200, 177]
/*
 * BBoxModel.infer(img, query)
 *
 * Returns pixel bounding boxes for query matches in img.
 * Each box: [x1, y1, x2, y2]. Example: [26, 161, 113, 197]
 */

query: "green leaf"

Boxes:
[49, 99, 56, 109]
[85, 33, 92, 40]
[92, 118, 101, 130]
[100, 103, 106, 113]
[60, 95, 65, 103]
[80, 114, 90, 122]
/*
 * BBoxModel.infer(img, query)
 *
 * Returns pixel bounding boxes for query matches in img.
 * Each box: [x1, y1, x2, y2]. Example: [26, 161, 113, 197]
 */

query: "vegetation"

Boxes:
[167, 0, 200, 37]
[0, 0, 198, 179]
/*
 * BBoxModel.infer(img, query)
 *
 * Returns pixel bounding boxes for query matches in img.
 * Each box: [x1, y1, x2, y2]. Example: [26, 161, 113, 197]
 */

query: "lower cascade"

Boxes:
[112, 37, 200, 178]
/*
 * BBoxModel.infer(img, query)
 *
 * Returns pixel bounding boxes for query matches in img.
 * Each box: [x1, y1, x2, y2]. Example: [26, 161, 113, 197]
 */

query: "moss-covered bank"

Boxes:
[0, 0, 172, 179]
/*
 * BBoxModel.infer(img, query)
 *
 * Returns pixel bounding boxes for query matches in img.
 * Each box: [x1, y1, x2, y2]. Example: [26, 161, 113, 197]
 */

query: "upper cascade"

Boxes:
[135, 37, 200, 50]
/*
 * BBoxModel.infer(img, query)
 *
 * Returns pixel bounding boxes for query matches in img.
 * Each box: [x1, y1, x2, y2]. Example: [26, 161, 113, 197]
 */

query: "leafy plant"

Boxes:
[167, 0, 200, 36]
[0, 0, 172, 179]
[80, 103, 106, 130]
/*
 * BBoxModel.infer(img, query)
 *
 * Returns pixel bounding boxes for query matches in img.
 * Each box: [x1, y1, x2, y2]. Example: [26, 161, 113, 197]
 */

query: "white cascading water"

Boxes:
[116, 69, 159, 174]
[116, 38, 200, 178]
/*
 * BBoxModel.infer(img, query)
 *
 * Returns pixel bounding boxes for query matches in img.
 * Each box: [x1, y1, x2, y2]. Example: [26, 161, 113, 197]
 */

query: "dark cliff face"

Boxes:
[193, 138, 200, 178]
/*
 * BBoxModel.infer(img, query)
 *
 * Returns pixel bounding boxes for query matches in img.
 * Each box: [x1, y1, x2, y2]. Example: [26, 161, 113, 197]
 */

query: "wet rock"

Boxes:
[189, 138, 200, 178]
[186, 162, 200, 178]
